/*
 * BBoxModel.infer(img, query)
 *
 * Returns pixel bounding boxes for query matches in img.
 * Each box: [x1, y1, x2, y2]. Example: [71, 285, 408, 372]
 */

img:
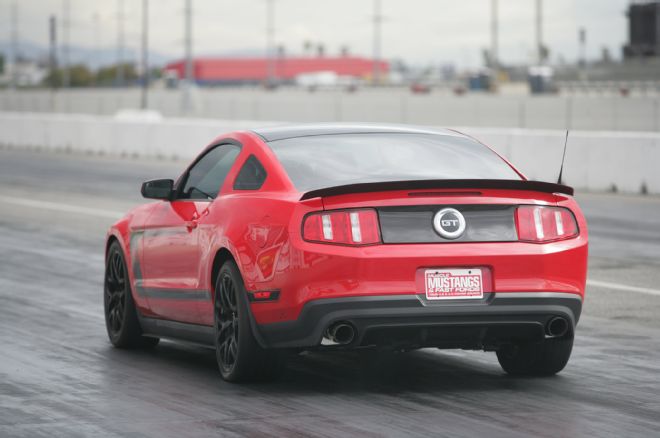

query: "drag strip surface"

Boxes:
[1, 149, 660, 437]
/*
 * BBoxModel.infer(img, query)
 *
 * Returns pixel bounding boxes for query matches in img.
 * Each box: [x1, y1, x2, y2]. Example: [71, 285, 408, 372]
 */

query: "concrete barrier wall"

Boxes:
[2, 89, 660, 132]
[0, 111, 658, 195]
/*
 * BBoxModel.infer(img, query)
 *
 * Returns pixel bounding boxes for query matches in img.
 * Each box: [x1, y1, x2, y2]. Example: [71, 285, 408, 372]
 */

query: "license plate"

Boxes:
[424, 268, 483, 300]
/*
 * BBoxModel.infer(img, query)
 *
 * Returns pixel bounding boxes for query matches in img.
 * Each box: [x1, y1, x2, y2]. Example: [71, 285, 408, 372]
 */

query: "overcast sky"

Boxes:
[1, 0, 631, 68]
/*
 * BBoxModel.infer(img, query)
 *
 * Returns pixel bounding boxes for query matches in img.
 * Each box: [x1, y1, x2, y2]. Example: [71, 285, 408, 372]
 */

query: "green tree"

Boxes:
[42, 64, 94, 88]
[95, 63, 138, 86]
[69, 64, 94, 87]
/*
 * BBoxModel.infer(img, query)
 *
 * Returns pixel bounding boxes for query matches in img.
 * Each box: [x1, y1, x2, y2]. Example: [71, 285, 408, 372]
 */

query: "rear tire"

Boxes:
[496, 336, 573, 376]
[104, 241, 159, 349]
[214, 261, 285, 382]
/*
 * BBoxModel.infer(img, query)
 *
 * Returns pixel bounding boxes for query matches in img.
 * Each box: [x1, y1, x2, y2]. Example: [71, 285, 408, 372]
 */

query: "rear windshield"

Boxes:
[267, 133, 521, 192]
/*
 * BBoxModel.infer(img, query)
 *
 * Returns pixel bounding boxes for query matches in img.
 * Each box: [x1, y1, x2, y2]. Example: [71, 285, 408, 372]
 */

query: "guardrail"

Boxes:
[0, 111, 657, 195]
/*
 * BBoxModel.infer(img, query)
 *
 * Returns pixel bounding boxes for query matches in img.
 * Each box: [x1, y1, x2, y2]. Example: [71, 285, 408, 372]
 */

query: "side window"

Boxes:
[234, 155, 267, 190]
[179, 144, 240, 199]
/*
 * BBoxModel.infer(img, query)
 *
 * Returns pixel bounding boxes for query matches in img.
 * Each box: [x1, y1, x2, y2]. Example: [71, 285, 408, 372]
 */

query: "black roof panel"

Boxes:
[251, 123, 462, 142]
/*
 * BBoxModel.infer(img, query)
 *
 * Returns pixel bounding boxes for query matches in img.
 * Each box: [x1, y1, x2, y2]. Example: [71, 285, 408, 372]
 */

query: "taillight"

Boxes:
[515, 206, 578, 243]
[303, 209, 381, 245]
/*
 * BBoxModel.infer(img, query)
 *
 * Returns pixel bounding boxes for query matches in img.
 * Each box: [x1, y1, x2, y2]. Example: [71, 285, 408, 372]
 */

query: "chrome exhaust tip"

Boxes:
[546, 316, 569, 338]
[323, 322, 356, 345]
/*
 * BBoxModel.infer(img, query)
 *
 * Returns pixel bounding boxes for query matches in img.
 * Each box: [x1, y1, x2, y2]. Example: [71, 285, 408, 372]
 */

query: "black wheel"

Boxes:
[496, 336, 573, 376]
[214, 261, 285, 382]
[104, 241, 159, 349]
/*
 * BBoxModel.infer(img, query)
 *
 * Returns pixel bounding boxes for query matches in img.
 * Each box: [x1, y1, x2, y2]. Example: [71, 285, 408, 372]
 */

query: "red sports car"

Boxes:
[104, 124, 588, 382]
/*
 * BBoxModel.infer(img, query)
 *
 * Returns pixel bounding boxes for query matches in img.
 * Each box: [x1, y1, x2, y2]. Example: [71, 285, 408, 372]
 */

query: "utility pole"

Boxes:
[92, 12, 100, 86]
[578, 27, 587, 81]
[536, 0, 543, 65]
[140, 0, 149, 109]
[491, 0, 498, 71]
[578, 27, 586, 67]
[266, 0, 275, 86]
[9, 0, 18, 90]
[372, 0, 382, 85]
[116, 0, 125, 87]
[182, 0, 193, 113]
[49, 16, 58, 89]
[62, 0, 70, 88]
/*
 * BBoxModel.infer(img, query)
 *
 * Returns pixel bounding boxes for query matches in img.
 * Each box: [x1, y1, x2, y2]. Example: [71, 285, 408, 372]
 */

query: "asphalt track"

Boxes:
[1, 148, 660, 437]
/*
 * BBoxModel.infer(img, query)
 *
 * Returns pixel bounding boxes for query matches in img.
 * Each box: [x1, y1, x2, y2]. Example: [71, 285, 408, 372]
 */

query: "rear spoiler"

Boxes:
[300, 179, 574, 200]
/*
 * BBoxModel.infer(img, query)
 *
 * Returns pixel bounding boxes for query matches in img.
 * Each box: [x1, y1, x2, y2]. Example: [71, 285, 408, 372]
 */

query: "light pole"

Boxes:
[116, 0, 125, 87]
[266, 0, 275, 86]
[49, 14, 58, 108]
[182, 0, 193, 113]
[9, 1, 18, 90]
[372, 0, 382, 85]
[62, 0, 70, 88]
[92, 12, 100, 87]
[536, 0, 543, 65]
[140, 0, 149, 109]
[491, 0, 498, 71]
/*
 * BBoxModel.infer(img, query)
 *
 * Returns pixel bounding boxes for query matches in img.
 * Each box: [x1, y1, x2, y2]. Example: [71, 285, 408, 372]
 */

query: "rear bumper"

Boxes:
[255, 292, 582, 349]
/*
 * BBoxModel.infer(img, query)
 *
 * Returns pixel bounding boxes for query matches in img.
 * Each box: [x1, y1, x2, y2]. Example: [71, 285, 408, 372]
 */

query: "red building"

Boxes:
[163, 56, 389, 85]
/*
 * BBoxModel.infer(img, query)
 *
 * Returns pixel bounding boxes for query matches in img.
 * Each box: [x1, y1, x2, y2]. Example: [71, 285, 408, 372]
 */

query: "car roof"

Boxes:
[251, 123, 464, 142]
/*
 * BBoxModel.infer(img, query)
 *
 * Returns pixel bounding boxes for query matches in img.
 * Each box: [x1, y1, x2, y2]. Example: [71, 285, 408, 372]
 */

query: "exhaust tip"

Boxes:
[324, 322, 356, 345]
[546, 316, 569, 338]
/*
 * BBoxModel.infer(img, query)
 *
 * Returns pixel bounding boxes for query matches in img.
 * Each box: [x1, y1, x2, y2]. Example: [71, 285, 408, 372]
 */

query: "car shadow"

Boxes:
[110, 340, 559, 396]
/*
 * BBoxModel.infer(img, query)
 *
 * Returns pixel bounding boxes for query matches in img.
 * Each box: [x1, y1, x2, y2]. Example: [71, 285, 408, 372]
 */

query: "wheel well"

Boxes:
[105, 236, 119, 258]
[211, 248, 236, 293]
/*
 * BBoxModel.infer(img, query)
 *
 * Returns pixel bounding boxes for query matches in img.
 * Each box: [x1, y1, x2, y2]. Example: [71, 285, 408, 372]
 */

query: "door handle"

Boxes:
[186, 212, 199, 230]
[186, 209, 207, 231]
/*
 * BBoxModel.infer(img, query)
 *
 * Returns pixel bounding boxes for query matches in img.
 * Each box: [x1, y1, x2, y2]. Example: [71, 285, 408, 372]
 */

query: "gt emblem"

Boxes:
[433, 208, 466, 240]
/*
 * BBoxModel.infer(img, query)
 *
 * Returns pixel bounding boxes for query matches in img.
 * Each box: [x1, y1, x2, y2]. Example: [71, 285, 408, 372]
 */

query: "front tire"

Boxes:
[496, 336, 573, 376]
[214, 261, 284, 382]
[104, 241, 159, 349]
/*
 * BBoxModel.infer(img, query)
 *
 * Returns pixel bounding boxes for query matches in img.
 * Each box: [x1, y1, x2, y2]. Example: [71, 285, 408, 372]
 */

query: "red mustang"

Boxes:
[104, 124, 588, 382]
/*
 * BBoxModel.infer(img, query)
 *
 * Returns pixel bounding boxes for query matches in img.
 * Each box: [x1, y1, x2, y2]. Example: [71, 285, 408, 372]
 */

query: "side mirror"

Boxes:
[141, 179, 174, 200]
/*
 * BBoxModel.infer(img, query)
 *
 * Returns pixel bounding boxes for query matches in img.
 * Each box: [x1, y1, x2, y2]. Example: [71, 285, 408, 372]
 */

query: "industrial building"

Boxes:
[163, 56, 389, 86]
[623, 0, 660, 58]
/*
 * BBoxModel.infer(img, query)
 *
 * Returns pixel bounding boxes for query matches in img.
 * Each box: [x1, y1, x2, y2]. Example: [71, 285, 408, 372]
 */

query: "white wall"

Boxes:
[0, 111, 658, 195]
[2, 89, 660, 132]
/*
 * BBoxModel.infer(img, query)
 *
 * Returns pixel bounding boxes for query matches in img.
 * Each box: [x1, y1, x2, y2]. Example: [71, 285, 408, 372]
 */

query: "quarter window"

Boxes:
[234, 155, 267, 190]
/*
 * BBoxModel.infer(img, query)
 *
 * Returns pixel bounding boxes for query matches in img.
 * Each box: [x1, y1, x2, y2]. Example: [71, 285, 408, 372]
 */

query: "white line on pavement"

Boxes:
[587, 279, 660, 297]
[0, 195, 124, 219]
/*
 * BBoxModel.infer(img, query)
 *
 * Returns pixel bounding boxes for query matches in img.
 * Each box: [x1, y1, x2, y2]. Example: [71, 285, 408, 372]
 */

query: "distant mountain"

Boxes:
[0, 40, 172, 69]
[0, 40, 302, 69]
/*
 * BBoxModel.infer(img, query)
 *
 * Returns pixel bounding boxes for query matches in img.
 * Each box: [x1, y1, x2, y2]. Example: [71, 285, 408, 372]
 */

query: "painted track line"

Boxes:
[0, 195, 123, 219]
[587, 279, 660, 297]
